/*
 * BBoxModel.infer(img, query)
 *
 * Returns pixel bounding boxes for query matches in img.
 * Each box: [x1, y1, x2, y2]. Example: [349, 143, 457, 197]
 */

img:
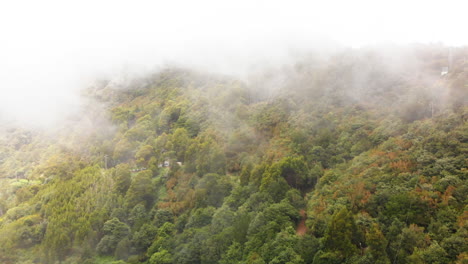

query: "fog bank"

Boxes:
[0, 0, 467, 127]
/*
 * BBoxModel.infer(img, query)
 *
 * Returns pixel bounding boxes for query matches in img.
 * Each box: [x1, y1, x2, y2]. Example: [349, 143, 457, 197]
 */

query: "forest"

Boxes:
[0, 45, 466, 264]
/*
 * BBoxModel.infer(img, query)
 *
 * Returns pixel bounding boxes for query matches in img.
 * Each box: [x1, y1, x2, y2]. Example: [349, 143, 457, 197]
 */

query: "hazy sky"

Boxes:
[0, 0, 467, 126]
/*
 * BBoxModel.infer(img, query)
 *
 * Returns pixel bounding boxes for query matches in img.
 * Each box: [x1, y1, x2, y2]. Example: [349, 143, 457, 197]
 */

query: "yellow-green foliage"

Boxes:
[0, 46, 467, 264]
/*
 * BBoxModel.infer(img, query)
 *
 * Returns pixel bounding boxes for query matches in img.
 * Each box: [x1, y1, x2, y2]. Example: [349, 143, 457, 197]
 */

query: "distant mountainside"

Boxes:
[0, 45, 466, 264]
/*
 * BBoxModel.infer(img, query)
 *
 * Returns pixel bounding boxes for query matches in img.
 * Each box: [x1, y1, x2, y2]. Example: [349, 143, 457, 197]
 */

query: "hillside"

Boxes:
[0, 45, 467, 264]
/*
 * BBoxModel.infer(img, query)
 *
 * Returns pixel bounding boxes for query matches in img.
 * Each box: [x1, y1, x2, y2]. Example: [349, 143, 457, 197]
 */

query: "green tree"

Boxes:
[96, 218, 130, 255]
[366, 223, 390, 264]
[219, 242, 243, 264]
[132, 223, 158, 253]
[153, 209, 174, 228]
[149, 249, 173, 264]
[128, 203, 149, 231]
[194, 173, 232, 208]
[408, 241, 449, 264]
[125, 170, 155, 209]
[171, 128, 190, 162]
[114, 237, 131, 260]
[113, 164, 131, 195]
[322, 208, 361, 259]
[136, 144, 155, 166]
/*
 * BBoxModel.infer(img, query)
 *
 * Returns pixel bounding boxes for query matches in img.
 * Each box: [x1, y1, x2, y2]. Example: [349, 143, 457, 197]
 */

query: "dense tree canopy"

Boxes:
[0, 45, 467, 264]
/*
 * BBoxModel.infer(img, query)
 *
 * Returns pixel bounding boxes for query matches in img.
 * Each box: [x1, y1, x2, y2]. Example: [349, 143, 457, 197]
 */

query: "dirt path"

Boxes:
[296, 209, 307, 236]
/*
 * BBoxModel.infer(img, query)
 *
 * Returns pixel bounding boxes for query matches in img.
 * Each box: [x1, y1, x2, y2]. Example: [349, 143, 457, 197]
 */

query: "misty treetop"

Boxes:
[0, 45, 467, 264]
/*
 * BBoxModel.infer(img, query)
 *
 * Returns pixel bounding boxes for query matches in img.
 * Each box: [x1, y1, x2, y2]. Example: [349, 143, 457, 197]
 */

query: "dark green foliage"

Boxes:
[194, 173, 232, 208]
[321, 208, 362, 260]
[219, 242, 243, 264]
[153, 209, 174, 228]
[114, 237, 131, 260]
[0, 47, 467, 263]
[312, 250, 343, 264]
[114, 164, 132, 195]
[125, 170, 155, 209]
[440, 229, 468, 262]
[196, 142, 227, 176]
[147, 222, 175, 257]
[382, 192, 432, 227]
[295, 236, 320, 264]
[132, 223, 157, 252]
[366, 223, 390, 263]
[128, 203, 149, 230]
[185, 207, 216, 229]
[265, 156, 312, 191]
[97, 218, 130, 255]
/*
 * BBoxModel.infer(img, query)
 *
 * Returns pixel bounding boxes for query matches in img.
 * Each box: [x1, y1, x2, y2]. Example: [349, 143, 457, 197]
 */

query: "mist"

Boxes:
[1, 0, 467, 127]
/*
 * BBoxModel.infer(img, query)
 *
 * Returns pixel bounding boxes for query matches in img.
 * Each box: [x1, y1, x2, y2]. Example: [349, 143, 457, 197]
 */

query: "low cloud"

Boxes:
[0, 0, 466, 127]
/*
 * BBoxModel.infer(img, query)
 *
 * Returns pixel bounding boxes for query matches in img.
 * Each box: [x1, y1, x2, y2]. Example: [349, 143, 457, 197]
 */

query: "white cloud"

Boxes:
[0, 0, 466, 126]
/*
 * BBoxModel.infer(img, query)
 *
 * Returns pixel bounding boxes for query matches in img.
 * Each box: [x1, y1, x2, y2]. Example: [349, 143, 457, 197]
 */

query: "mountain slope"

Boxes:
[0, 45, 467, 264]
